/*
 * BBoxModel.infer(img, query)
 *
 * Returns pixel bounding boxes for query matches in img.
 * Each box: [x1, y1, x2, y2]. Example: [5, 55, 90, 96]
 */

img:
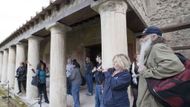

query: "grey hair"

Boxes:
[152, 35, 166, 45]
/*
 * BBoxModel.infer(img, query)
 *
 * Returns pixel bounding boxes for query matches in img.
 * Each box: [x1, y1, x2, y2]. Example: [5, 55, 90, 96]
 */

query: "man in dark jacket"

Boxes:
[16, 62, 27, 94]
[92, 55, 105, 107]
[84, 57, 94, 96]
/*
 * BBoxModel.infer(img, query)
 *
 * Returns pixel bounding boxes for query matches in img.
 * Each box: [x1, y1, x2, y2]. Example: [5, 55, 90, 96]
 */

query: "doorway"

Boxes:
[85, 44, 101, 67]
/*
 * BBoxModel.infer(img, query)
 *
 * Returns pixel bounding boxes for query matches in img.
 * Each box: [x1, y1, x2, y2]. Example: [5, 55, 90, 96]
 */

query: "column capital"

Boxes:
[8, 46, 15, 50]
[3, 49, 8, 52]
[27, 36, 44, 41]
[91, 0, 128, 14]
[46, 22, 71, 33]
[9, 45, 16, 49]
[16, 42, 27, 46]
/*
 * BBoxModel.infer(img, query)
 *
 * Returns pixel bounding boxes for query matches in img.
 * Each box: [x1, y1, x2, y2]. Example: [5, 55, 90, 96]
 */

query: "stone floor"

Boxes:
[18, 85, 95, 107]
[67, 86, 95, 107]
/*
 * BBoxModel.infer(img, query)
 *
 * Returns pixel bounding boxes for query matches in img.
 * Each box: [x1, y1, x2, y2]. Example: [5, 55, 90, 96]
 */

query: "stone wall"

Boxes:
[149, 0, 190, 58]
[164, 28, 190, 47]
[149, 0, 190, 28]
[130, 0, 190, 58]
[163, 28, 190, 58]
[127, 0, 150, 25]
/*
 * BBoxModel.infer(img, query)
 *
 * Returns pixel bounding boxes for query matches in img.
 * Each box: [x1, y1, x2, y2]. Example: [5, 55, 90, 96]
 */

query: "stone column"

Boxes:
[0, 52, 3, 81]
[1, 50, 8, 84]
[92, 0, 128, 68]
[47, 22, 71, 107]
[7, 46, 16, 89]
[14, 43, 26, 93]
[26, 37, 40, 99]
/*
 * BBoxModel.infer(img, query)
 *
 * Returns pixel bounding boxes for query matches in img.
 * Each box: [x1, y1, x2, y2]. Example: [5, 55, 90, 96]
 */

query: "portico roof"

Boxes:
[0, 0, 146, 50]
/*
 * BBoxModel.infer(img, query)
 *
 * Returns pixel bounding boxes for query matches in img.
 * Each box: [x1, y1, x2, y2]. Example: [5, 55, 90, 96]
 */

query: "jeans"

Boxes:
[67, 77, 72, 95]
[85, 74, 93, 94]
[71, 84, 80, 107]
[95, 84, 104, 107]
[18, 80, 26, 92]
[38, 83, 49, 102]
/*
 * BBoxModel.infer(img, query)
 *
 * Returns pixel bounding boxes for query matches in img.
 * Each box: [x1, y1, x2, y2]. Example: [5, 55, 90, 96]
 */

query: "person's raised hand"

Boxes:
[138, 64, 147, 73]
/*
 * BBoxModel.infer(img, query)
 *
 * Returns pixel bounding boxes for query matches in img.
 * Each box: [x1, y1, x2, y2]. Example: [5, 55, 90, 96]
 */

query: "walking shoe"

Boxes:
[86, 92, 93, 96]
[17, 91, 21, 95]
[38, 101, 41, 104]
[45, 100, 49, 104]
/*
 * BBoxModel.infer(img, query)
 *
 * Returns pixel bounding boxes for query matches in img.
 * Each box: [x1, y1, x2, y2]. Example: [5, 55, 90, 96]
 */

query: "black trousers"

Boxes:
[38, 83, 49, 102]
[18, 80, 26, 92]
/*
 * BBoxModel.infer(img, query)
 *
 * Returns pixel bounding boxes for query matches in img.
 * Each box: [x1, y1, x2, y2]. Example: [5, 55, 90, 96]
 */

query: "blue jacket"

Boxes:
[103, 68, 131, 107]
[37, 69, 46, 84]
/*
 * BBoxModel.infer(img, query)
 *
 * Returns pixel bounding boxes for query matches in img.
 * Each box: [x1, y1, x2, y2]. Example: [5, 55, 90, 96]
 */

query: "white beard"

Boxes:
[138, 37, 152, 66]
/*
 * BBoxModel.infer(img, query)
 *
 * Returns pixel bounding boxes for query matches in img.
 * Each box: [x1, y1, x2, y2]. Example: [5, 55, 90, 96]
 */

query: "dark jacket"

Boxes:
[84, 62, 93, 75]
[103, 68, 131, 107]
[16, 66, 27, 81]
[94, 63, 105, 85]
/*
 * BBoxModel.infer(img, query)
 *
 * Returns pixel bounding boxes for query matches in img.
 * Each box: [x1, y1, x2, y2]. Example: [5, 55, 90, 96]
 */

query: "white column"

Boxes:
[26, 37, 40, 99]
[7, 46, 16, 89]
[92, 0, 128, 68]
[0, 52, 3, 81]
[1, 50, 8, 84]
[47, 22, 71, 107]
[14, 43, 26, 93]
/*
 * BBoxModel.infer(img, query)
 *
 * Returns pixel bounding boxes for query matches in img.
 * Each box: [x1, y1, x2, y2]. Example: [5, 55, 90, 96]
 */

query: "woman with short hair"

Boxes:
[101, 54, 131, 107]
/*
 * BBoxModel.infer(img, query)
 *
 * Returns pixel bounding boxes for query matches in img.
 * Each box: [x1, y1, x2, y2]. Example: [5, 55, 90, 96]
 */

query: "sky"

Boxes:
[0, 0, 50, 43]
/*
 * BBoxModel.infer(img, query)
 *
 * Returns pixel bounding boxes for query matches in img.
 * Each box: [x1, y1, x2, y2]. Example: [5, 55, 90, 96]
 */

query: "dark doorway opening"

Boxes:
[85, 44, 101, 67]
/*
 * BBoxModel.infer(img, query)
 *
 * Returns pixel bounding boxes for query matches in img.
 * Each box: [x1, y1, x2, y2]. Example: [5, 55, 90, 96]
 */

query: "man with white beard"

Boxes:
[136, 26, 185, 107]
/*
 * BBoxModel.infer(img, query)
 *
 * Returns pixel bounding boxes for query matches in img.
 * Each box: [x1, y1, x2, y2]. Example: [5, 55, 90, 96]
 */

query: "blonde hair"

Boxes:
[112, 54, 131, 70]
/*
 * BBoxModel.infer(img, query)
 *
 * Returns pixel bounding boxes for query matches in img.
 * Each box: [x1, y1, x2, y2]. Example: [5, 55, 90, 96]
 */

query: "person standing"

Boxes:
[136, 26, 184, 107]
[69, 60, 82, 107]
[16, 62, 27, 94]
[37, 63, 49, 104]
[84, 57, 94, 96]
[92, 55, 105, 107]
[102, 54, 131, 107]
[66, 58, 74, 95]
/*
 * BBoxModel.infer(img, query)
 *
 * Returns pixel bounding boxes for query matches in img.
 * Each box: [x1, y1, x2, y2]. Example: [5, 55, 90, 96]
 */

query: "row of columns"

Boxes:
[0, 0, 129, 107]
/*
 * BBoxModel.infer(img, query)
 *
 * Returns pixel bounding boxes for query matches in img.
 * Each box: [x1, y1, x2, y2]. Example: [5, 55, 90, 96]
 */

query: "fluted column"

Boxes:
[0, 52, 3, 81]
[26, 37, 40, 99]
[14, 43, 26, 93]
[1, 50, 8, 84]
[47, 22, 71, 107]
[92, 0, 128, 68]
[7, 46, 16, 88]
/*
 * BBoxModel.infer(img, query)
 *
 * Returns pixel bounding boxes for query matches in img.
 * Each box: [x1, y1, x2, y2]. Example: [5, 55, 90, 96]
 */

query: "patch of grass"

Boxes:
[0, 87, 27, 107]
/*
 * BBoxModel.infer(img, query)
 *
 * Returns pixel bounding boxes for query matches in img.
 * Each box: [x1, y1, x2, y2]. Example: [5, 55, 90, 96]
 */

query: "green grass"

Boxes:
[0, 87, 27, 107]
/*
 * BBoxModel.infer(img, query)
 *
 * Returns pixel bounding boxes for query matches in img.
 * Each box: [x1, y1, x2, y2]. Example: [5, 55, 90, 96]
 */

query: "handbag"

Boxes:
[146, 59, 190, 107]
[31, 75, 40, 87]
